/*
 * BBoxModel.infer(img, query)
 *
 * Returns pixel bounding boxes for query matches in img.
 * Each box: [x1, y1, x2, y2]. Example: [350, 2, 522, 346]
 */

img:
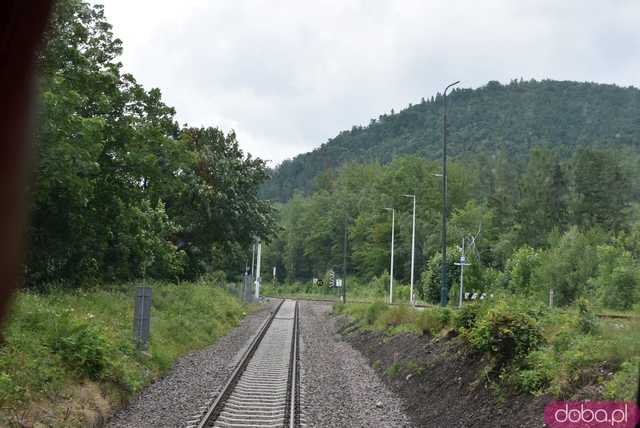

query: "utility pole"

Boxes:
[385, 207, 395, 304]
[254, 238, 262, 300]
[342, 218, 347, 304]
[440, 80, 460, 306]
[403, 194, 417, 305]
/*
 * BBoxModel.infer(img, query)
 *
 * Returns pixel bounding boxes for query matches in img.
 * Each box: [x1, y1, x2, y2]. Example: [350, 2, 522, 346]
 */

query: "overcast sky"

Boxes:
[98, 0, 640, 165]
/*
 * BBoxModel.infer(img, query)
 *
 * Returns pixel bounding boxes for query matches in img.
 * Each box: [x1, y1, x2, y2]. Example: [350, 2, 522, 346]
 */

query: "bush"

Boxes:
[467, 302, 545, 364]
[415, 309, 449, 336]
[454, 302, 484, 331]
[394, 285, 411, 302]
[504, 246, 541, 295]
[515, 349, 556, 394]
[376, 305, 416, 330]
[419, 248, 461, 304]
[534, 227, 603, 306]
[365, 302, 388, 326]
[52, 321, 111, 379]
[603, 359, 640, 400]
[576, 298, 599, 335]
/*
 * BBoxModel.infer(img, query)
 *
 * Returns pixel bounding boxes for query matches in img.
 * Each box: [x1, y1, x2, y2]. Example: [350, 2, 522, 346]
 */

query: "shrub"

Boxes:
[515, 349, 556, 394]
[504, 246, 541, 295]
[576, 298, 599, 335]
[394, 285, 411, 302]
[415, 308, 450, 336]
[51, 321, 111, 380]
[364, 302, 388, 326]
[603, 359, 640, 400]
[534, 227, 603, 306]
[454, 303, 484, 331]
[467, 302, 545, 364]
[376, 305, 416, 330]
[419, 248, 461, 304]
[385, 362, 401, 377]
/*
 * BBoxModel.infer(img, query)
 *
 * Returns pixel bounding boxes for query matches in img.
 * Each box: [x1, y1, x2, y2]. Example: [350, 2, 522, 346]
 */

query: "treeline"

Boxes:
[261, 79, 640, 202]
[263, 148, 640, 310]
[27, 0, 274, 287]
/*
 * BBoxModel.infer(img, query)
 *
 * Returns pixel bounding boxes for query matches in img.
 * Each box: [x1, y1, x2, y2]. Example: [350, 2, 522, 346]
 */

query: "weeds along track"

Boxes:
[194, 299, 301, 428]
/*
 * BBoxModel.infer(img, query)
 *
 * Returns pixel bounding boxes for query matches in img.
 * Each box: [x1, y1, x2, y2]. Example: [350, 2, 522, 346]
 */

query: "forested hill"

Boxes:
[261, 79, 640, 202]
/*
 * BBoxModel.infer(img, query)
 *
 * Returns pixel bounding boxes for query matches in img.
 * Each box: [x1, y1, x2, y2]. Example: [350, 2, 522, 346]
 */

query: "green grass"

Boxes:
[0, 280, 246, 426]
[261, 278, 429, 305]
[333, 301, 452, 337]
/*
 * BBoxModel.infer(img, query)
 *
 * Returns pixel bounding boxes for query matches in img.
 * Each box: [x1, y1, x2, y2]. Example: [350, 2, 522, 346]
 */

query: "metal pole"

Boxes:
[440, 80, 460, 306]
[459, 239, 465, 308]
[250, 242, 256, 282]
[254, 239, 262, 299]
[342, 218, 347, 304]
[390, 208, 395, 304]
[410, 195, 416, 304]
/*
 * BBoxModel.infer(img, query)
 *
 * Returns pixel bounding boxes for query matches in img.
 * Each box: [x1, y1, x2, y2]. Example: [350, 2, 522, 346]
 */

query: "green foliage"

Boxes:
[0, 282, 244, 413]
[504, 246, 541, 295]
[576, 299, 600, 335]
[589, 245, 640, 310]
[514, 349, 556, 394]
[516, 147, 569, 247]
[419, 248, 461, 304]
[466, 301, 545, 364]
[365, 302, 388, 326]
[375, 305, 416, 330]
[263, 80, 640, 203]
[534, 227, 604, 306]
[603, 359, 640, 400]
[454, 302, 486, 331]
[51, 321, 111, 380]
[28, 0, 274, 287]
[385, 362, 402, 377]
[415, 308, 450, 336]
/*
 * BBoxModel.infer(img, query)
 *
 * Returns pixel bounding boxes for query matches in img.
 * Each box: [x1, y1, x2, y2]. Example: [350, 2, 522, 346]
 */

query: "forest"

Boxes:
[263, 147, 640, 310]
[261, 79, 640, 203]
[27, 0, 275, 288]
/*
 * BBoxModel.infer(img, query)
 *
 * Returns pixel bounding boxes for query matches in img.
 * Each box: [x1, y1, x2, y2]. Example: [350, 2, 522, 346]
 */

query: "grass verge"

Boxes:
[333, 298, 639, 401]
[0, 281, 246, 426]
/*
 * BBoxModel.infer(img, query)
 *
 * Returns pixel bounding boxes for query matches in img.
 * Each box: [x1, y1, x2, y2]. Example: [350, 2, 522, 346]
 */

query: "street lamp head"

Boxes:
[384, 207, 393, 212]
[444, 80, 461, 94]
[402, 194, 415, 198]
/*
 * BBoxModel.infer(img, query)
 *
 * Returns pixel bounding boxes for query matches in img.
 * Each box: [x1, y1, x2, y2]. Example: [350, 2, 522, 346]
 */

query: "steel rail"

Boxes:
[196, 299, 300, 428]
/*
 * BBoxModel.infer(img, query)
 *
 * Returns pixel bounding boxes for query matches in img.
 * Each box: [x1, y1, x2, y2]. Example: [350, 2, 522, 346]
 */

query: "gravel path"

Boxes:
[299, 301, 414, 428]
[107, 299, 281, 428]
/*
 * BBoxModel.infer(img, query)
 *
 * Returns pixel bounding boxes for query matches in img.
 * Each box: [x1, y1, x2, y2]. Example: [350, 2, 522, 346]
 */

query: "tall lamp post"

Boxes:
[402, 194, 416, 305]
[384, 207, 395, 304]
[440, 80, 460, 306]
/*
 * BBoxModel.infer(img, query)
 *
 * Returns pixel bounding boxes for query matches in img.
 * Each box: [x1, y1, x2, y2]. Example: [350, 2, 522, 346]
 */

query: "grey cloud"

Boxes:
[99, 0, 640, 165]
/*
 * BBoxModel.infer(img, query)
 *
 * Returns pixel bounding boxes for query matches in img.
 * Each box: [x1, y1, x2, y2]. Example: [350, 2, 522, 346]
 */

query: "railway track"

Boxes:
[194, 299, 301, 428]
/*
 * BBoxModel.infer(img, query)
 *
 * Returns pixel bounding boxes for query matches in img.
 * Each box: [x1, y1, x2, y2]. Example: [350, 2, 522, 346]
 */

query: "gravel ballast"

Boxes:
[299, 300, 414, 427]
[107, 299, 281, 428]
[108, 299, 413, 427]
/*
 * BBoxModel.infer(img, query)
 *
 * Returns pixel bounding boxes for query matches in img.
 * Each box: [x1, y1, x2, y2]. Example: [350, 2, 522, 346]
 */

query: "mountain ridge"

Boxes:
[260, 79, 640, 202]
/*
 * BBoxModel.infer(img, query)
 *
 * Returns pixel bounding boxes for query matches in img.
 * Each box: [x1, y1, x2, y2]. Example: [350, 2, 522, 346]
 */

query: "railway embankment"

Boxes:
[334, 299, 639, 427]
[0, 282, 252, 427]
